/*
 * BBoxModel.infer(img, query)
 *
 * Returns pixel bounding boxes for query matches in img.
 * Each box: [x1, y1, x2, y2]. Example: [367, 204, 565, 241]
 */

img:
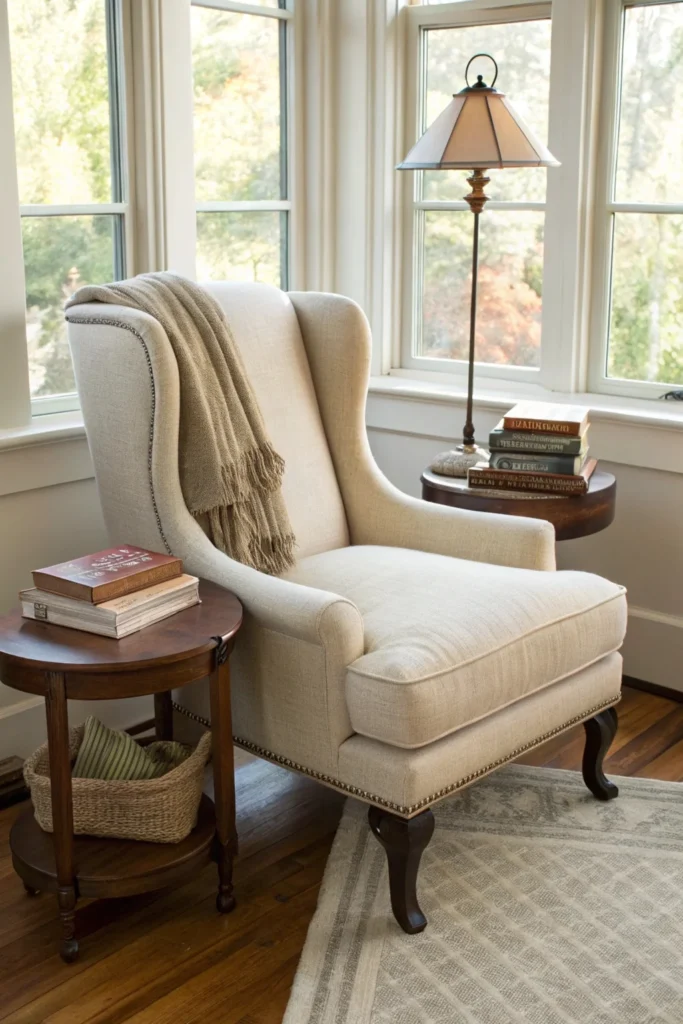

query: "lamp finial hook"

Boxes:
[465, 54, 498, 90]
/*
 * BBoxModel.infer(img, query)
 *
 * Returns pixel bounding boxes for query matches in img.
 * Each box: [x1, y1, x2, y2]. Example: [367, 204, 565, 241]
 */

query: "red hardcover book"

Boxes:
[32, 546, 182, 604]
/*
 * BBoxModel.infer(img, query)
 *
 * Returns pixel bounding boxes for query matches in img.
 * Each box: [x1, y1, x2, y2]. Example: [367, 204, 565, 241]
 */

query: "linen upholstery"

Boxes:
[337, 653, 622, 815]
[67, 274, 296, 573]
[203, 284, 349, 559]
[286, 545, 626, 748]
[290, 292, 557, 572]
[67, 283, 625, 816]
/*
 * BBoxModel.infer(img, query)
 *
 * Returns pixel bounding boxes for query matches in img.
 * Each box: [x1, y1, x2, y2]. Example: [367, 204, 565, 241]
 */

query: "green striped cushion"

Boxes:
[73, 717, 166, 780]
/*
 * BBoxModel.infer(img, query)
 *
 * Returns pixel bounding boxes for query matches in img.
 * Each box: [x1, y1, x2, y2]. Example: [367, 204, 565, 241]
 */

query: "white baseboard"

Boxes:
[0, 695, 153, 760]
[622, 606, 683, 695]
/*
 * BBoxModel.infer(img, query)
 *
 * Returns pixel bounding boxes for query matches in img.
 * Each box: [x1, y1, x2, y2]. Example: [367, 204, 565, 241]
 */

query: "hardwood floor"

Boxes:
[0, 685, 681, 1024]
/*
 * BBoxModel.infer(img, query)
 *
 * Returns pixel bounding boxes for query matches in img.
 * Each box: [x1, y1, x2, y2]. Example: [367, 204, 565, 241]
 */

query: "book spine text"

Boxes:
[503, 418, 580, 435]
[467, 470, 587, 494]
[489, 453, 579, 475]
[489, 434, 584, 455]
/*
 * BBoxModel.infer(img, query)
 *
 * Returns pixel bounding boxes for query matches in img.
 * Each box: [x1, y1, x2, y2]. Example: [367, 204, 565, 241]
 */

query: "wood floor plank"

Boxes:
[607, 706, 683, 775]
[633, 737, 683, 781]
[0, 684, 679, 1024]
[118, 887, 319, 1024]
[36, 854, 327, 1024]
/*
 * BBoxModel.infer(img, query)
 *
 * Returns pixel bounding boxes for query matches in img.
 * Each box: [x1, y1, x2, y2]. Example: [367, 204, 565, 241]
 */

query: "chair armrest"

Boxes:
[357, 471, 557, 571]
[179, 525, 365, 651]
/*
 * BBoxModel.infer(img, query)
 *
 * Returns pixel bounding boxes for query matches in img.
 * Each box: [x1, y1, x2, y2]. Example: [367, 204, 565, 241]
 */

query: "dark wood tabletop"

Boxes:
[0, 579, 242, 672]
[421, 468, 617, 541]
[0, 579, 243, 699]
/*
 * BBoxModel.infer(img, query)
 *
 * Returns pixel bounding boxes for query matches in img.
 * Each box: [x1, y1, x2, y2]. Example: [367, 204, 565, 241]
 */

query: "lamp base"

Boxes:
[430, 444, 489, 478]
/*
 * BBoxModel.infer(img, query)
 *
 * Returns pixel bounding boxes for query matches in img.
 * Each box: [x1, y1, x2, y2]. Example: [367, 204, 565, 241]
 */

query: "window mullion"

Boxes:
[167, 1, 198, 279]
[587, 0, 624, 395]
[538, 0, 597, 394]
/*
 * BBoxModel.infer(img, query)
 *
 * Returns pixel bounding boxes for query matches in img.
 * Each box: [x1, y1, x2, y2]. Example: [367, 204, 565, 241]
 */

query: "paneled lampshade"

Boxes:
[398, 82, 559, 170]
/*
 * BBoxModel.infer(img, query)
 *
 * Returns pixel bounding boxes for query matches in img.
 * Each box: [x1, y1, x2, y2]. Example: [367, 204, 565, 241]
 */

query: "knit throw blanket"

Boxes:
[66, 273, 296, 574]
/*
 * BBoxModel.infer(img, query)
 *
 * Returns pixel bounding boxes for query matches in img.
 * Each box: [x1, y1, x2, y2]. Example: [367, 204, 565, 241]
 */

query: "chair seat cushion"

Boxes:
[285, 546, 627, 749]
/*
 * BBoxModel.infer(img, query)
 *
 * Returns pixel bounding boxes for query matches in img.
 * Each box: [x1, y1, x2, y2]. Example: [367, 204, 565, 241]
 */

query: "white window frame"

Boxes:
[190, 0, 296, 291]
[0, 0, 302, 433]
[5, 0, 131, 420]
[398, 0, 683, 403]
[399, 0, 554, 389]
[588, 0, 683, 400]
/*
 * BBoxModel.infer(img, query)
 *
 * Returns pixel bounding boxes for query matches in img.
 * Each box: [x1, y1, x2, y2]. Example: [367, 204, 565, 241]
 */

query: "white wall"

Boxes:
[0, 452, 152, 758]
[367, 391, 683, 694]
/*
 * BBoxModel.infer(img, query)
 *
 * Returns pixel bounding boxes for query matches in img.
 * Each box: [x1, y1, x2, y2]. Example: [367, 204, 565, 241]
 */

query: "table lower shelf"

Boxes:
[10, 794, 216, 899]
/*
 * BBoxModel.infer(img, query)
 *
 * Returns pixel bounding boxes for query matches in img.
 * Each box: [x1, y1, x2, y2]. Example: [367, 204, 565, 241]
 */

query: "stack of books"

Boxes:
[20, 545, 200, 638]
[468, 402, 596, 495]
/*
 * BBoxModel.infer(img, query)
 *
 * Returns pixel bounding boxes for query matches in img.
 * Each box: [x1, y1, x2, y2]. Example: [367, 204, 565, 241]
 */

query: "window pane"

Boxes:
[23, 216, 118, 398]
[423, 21, 551, 203]
[192, 9, 284, 202]
[615, 3, 683, 203]
[8, 0, 115, 205]
[196, 211, 285, 287]
[607, 213, 683, 384]
[420, 210, 543, 367]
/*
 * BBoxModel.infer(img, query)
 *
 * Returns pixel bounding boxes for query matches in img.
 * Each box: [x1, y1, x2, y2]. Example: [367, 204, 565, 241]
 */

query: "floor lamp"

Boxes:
[398, 55, 559, 477]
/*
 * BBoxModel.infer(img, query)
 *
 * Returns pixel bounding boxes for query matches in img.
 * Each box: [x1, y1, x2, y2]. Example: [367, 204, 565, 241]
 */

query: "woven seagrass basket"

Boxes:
[24, 725, 212, 843]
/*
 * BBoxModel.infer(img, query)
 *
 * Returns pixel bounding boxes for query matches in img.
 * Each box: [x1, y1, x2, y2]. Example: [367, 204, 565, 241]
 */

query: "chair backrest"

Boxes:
[68, 282, 350, 561]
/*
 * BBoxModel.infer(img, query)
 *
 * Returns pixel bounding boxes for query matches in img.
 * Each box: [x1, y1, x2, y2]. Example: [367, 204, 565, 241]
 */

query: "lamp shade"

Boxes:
[398, 84, 559, 170]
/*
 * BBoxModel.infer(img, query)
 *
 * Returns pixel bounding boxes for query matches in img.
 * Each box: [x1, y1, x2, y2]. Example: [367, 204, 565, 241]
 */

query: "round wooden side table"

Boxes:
[421, 467, 617, 541]
[0, 578, 242, 962]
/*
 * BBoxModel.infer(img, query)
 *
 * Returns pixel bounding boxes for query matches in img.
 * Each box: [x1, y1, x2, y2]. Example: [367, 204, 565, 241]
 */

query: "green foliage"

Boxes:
[191, 7, 285, 285]
[191, 8, 283, 204]
[8, 0, 115, 397]
[196, 212, 282, 287]
[22, 215, 115, 396]
[22, 217, 114, 314]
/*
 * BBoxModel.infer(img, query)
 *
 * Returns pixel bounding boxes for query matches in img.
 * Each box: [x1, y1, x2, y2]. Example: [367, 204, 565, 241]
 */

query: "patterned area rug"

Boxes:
[284, 766, 683, 1024]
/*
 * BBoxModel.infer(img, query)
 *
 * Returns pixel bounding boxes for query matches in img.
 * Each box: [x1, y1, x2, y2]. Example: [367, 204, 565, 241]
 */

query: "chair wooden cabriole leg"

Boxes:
[370, 706, 619, 934]
[582, 707, 619, 801]
[368, 806, 435, 934]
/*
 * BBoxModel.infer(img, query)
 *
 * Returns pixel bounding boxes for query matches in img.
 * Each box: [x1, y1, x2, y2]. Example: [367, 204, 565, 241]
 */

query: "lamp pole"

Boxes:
[462, 168, 490, 449]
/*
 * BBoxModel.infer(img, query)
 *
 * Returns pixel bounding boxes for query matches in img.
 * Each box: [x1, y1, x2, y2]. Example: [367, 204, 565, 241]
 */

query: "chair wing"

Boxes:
[290, 291, 556, 571]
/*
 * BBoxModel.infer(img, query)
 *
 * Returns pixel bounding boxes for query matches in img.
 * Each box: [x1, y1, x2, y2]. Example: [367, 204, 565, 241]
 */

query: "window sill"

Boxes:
[369, 372, 683, 430]
[0, 412, 92, 498]
[367, 372, 683, 475]
[0, 411, 86, 452]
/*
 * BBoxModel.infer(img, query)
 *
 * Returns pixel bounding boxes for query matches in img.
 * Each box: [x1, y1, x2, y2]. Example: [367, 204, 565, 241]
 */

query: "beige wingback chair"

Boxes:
[67, 283, 627, 933]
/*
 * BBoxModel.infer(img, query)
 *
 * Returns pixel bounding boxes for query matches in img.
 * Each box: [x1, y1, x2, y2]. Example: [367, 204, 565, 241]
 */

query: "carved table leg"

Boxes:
[368, 806, 435, 934]
[583, 708, 619, 801]
[209, 637, 237, 914]
[154, 691, 174, 741]
[45, 671, 78, 962]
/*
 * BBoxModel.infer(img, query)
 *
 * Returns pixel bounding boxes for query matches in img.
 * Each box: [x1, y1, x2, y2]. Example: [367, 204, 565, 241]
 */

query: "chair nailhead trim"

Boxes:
[172, 694, 621, 818]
